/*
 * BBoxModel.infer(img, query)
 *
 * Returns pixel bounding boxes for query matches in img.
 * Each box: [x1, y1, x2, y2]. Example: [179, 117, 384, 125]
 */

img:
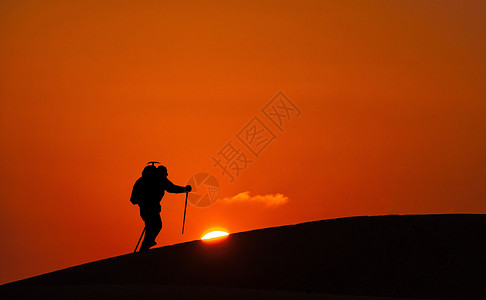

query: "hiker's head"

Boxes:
[157, 165, 168, 178]
[142, 165, 158, 179]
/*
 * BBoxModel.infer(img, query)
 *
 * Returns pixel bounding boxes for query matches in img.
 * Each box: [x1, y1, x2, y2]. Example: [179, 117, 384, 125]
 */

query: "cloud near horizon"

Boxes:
[221, 191, 289, 206]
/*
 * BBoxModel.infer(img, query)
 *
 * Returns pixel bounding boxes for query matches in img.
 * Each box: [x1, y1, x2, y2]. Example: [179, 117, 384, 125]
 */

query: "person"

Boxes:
[130, 163, 191, 252]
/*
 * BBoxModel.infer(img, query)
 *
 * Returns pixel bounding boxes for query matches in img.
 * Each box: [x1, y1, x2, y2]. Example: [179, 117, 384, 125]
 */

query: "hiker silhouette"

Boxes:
[130, 162, 191, 252]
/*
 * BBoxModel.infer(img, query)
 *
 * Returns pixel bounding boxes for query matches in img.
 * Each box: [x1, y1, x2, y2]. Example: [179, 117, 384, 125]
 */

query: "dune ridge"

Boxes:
[2, 214, 485, 299]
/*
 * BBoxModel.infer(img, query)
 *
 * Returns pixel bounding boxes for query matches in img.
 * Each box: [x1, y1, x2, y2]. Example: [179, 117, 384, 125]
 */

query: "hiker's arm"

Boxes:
[165, 179, 191, 193]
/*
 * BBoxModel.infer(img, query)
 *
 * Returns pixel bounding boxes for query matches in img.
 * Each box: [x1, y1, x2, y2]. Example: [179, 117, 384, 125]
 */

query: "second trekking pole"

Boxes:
[134, 227, 145, 253]
[182, 192, 188, 234]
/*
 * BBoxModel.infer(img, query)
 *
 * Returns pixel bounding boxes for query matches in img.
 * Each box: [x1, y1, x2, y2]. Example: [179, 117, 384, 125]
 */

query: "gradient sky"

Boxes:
[1, 0, 485, 284]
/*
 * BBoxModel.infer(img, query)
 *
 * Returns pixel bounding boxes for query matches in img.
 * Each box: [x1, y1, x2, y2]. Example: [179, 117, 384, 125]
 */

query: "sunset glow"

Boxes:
[201, 231, 229, 240]
[1, 0, 485, 286]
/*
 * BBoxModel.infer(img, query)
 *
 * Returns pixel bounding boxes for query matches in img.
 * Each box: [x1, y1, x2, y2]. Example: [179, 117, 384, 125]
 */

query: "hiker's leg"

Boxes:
[152, 214, 162, 240]
[144, 214, 162, 242]
[140, 214, 162, 251]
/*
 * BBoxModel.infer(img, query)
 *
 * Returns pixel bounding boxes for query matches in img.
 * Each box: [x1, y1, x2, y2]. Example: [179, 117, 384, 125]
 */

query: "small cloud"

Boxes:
[222, 191, 289, 206]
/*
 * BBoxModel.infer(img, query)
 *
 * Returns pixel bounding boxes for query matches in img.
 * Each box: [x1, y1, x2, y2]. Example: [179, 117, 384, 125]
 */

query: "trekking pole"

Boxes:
[182, 192, 188, 234]
[134, 227, 146, 253]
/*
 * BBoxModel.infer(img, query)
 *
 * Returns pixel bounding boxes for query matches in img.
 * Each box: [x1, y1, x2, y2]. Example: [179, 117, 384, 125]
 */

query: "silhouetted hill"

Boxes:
[2, 214, 485, 299]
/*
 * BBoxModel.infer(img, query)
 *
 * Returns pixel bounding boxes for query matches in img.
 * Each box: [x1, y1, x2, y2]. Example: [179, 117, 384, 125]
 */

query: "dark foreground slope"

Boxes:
[2, 214, 486, 299]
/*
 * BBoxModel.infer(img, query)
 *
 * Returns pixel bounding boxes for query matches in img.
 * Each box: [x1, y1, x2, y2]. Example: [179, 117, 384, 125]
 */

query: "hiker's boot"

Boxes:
[139, 240, 157, 252]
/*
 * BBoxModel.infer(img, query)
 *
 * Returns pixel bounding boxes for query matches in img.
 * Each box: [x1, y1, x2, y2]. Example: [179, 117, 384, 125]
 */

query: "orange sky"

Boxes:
[1, 0, 486, 284]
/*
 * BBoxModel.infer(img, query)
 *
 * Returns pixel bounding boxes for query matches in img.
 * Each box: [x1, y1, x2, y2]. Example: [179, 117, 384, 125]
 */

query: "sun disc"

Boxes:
[201, 230, 229, 240]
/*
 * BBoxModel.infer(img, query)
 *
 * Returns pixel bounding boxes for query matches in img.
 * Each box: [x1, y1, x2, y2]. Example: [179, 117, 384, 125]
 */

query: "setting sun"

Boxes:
[201, 231, 229, 241]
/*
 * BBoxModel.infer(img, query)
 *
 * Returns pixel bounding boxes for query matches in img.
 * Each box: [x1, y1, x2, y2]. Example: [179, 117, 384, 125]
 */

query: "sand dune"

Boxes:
[2, 214, 485, 299]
